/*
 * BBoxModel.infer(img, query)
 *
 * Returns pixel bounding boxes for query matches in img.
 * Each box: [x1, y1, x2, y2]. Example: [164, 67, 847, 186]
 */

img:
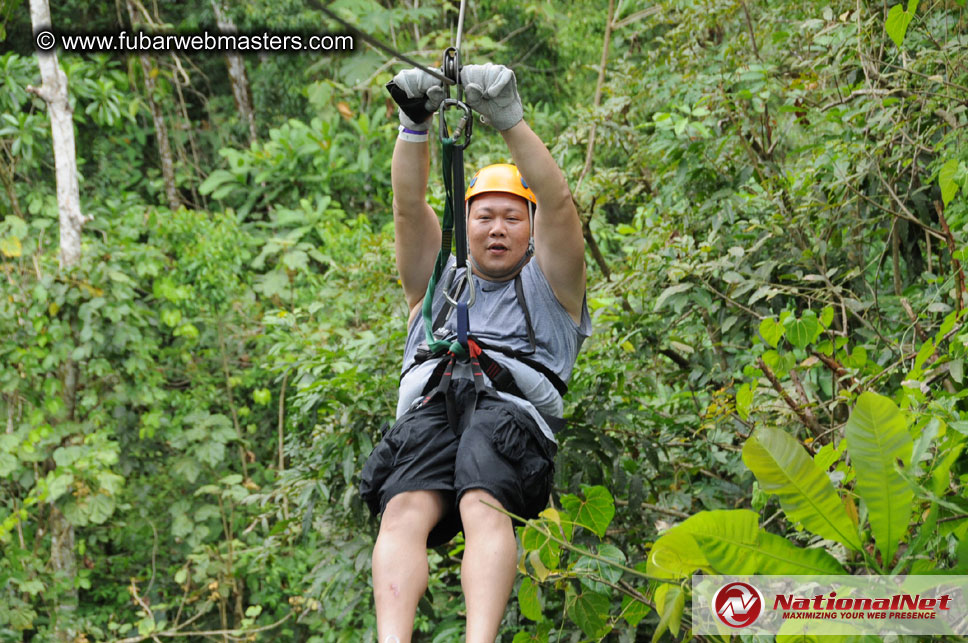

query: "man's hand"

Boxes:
[386, 67, 446, 131]
[460, 63, 523, 131]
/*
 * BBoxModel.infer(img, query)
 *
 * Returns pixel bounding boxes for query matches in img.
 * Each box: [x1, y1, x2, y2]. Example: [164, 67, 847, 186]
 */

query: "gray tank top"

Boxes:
[401, 256, 592, 395]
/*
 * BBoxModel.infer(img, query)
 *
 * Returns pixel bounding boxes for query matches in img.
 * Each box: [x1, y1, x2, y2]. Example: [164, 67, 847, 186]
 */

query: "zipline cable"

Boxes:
[455, 0, 467, 54]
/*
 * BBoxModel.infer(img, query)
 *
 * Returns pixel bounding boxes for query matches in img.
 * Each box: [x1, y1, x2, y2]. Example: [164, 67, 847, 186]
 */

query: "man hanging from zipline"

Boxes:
[360, 61, 591, 643]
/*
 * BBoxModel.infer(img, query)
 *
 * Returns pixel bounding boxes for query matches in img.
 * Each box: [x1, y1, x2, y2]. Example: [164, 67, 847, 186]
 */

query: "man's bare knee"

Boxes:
[459, 489, 511, 530]
[380, 490, 445, 535]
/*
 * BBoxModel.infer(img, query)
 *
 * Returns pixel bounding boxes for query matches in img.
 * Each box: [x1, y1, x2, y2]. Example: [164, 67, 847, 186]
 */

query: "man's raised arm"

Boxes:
[386, 69, 445, 316]
[461, 64, 586, 322]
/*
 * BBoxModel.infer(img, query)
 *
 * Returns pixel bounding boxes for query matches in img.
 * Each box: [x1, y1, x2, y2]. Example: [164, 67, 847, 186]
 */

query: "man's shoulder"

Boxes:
[522, 258, 589, 329]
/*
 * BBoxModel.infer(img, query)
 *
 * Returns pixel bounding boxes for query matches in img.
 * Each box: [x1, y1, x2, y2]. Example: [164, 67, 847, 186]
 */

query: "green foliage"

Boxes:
[940, 158, 968, 207]
[3, 0, 968, 639]
[515, 486, 654, 639]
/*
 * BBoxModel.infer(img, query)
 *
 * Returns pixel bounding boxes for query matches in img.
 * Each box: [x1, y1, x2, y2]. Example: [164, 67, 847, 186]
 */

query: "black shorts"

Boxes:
[359, 379, 558, 547]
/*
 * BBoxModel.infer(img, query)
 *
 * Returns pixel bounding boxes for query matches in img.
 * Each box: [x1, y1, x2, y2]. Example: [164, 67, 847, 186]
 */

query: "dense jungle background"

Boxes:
[2, 0, 968, 640]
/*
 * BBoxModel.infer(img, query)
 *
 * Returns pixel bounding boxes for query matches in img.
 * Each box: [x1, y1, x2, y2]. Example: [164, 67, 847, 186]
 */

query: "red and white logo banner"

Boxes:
[692, 575, 968, 636]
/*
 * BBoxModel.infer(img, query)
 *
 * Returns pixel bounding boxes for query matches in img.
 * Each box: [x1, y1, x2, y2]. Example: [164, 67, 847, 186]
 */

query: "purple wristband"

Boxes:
[397, 124, 429, 143]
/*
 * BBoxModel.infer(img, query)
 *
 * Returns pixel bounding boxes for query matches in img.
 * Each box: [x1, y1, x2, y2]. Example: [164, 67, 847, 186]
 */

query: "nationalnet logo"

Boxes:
[773, 589, 952, 620]
[693, 575, 968, 636]
[712, 581, 764, 628]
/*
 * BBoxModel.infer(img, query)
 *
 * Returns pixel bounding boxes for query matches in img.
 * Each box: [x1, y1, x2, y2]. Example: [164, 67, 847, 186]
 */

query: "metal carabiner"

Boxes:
[438, 98, 473, 149]
[442, 267, 477, 310]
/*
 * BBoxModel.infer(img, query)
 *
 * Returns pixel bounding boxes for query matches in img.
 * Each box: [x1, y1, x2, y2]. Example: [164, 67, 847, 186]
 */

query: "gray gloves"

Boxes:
[386, 63, 523, 132]
[387, 67, 446, 131]
[460, 63, 523, 131]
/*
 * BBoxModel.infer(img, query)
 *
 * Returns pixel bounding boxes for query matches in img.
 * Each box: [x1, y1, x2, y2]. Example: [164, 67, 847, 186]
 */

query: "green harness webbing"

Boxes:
[421, 137, 466, 357]
[422, 97, 473, 358]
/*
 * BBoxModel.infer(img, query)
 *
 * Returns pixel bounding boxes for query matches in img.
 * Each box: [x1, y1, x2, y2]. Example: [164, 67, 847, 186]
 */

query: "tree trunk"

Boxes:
[211, 0, 258, 145]
[49, 505, 77, 639]
[126, 0, 180, 210]
[25, 1, 84, 639]
[139, 54, 180, 210]
[26, 0, 85, 268]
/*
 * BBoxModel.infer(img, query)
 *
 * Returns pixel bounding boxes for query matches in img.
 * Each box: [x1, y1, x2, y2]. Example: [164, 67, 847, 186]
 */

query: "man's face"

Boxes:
[467, 192, 531, 280]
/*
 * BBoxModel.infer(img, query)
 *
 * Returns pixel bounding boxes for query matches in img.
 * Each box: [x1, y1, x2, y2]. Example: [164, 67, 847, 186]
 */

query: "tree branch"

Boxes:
[574, 0, 615, 195]
[739, 1, 761, 61]
[757, 358, 823, 438]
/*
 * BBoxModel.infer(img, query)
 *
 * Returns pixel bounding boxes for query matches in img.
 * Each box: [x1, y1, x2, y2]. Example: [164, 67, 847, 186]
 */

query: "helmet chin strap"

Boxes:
[467, 200, 534, 280]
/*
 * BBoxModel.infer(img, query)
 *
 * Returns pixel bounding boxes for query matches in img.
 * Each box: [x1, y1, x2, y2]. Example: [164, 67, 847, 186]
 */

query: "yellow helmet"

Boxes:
[465, 163, 537, 205]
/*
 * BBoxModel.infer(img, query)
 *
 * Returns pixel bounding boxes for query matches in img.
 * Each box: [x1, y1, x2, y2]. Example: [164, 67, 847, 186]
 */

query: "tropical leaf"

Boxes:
[784, 311, 821, 348]
[518, 577, 543, 622]
[669, 509, 847, 575]
[647, 522, 709, 580]
[846, 392, 913, 565]
[885, 0, 919, 48]
[677, 510, 760, 575]
[743, 427, 861, 550]
[647, 509, 758, 578]
[652, 583, 684, 643]
[560, 485, 615, 538]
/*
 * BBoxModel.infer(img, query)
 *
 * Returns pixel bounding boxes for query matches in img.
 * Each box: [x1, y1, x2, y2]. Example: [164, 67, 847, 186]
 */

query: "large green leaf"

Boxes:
[647, 509, 758, 579]
[568, 590, 610, 639]
[743, 427, 861, 550]
[676, 509, 760, 574]
[518, 577, 543, 622]
[694, 527, 846, 575]
[846, 392, 913, 565]
[647, 522, 708, 580]
[560, 485, 615, 538]
[87, 494, 116, 525]
[885, 0, 919, 48]
[675, 509, 845, 574]
[784, 310, 821, 348]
